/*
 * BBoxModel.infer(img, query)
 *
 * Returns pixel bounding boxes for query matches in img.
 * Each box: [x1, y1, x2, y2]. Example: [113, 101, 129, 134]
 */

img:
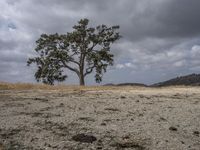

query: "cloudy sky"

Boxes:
[1, 0, 200, 85]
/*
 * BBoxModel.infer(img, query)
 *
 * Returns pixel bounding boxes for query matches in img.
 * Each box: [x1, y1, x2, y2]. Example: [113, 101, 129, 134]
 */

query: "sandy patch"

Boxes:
[0, 87, 200, 149]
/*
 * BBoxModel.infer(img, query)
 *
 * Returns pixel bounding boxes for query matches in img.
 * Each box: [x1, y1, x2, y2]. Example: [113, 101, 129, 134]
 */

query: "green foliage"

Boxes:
[27, 18, 121, 85]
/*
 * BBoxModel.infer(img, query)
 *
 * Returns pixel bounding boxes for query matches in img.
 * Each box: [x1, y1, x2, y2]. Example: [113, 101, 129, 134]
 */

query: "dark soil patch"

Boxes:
[5, 141, 27, 150]
[193, 131, 199, 136]
[159, 117, 167, 122]
[104, 108, 120, 112]
[100, 122, 107, 126]
[34, 121, 69, 136]
[56, 103, 65, 107]
[72, 134, 97, 143]
[0, 143, 4, 150]
[0, 128, 21, 139]
[2, 103, 25, 108]
[0, 128, 30, 150]
[111, 141, 145, 150]
[78, 117, 95, 122]
[18, 112, 61, 118]
[169, 126, 178, 131]
[39, 106, 53, 111]
[120, 96, 126, 99]
[34, 97, 49, 102]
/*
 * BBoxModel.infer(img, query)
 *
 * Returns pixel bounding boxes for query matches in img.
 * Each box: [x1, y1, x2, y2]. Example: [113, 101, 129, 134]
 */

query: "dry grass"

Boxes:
[0, 82, 55, 90]
[0, 82, 199, 93]
[0, 82, 137, 91]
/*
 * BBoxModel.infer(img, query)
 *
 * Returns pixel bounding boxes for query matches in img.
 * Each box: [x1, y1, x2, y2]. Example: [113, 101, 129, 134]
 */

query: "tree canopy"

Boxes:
[27, 18, 121, 85]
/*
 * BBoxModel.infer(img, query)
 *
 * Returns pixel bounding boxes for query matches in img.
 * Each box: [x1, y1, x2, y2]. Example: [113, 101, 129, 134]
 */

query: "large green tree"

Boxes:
[27, 18, 121, 85]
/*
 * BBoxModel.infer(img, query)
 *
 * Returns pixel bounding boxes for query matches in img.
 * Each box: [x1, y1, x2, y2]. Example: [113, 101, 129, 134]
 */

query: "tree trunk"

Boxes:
[79, 73, 85, 86]
[79, 52, 85, 86]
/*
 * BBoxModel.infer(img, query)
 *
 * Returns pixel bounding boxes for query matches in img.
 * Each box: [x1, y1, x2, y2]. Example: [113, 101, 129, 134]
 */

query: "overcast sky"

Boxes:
[1, 0, 200, 85]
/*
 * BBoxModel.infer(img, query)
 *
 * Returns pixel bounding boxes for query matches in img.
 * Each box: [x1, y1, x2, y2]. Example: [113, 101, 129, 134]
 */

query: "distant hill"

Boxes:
[116, 83, 147, 87]
[152, 73, 200, 87]
[104, 83, 147, 87]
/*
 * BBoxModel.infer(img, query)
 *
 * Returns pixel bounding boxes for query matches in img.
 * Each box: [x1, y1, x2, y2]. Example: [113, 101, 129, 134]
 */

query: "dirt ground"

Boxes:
[0, 86, 200, 150]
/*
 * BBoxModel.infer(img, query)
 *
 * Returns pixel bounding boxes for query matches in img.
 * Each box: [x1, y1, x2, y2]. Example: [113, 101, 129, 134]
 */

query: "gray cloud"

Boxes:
[0, 0, 200, 85]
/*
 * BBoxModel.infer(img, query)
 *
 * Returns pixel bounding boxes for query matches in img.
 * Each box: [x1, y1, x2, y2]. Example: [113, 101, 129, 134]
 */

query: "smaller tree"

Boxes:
[27, 18, 121, 85]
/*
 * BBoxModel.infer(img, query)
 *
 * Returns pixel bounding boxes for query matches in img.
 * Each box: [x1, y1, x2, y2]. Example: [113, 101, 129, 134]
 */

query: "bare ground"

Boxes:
[0, 86, 200, 150]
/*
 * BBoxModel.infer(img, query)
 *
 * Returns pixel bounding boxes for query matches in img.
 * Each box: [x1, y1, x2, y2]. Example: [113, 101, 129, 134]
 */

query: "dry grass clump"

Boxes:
[0, 82, 142, 91]
[1, 82, 198, 92]
[0, 82, 53, 90]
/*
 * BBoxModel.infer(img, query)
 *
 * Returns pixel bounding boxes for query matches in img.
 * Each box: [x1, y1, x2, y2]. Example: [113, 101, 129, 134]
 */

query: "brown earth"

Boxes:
[0, 84, 200, 150]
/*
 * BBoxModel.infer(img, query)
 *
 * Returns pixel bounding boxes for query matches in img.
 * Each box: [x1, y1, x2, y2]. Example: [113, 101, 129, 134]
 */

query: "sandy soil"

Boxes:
[0, 87, 200, 150]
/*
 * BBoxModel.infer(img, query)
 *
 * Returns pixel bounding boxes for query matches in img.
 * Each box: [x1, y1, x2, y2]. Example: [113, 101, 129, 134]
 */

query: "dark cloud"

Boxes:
[122, 0, 200, 41]
[157, 0, 200, 37]
[1, 0, 200, 84]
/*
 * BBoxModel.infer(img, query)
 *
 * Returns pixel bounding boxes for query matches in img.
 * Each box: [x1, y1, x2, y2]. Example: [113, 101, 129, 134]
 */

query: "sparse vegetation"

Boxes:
[152, 73, 200, 87]
[0, 82, 145, 91]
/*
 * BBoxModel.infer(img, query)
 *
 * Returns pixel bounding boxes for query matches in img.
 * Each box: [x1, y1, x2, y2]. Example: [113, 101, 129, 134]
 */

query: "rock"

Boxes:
[159, 117, 167, 121]
[138, 113, 144, 117]
[120, 96, 126, 99]
[72, 134, 97, 143]
[59, 103, 64, 107]
[100, 122, 107, 126]
[193, 131, 199, 136]
[169, 126, 178, 131]
[97, 146, 103, 149]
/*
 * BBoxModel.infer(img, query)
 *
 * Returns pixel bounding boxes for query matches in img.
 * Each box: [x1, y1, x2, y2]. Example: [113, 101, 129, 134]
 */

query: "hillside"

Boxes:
[152, 73, 200, 87]
[104, 83, 147, 87]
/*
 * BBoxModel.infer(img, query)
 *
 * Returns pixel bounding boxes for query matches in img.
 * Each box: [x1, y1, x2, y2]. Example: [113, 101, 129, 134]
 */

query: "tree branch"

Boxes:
[61, 60, 79, 75]
[68, 58, 80, 66]
[84, 65, 95, 77]
[88, 42, 97, 52]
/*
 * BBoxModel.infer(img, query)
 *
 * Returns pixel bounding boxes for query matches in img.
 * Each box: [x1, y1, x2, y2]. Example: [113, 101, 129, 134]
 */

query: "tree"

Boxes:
[27, 18, 121, 85]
